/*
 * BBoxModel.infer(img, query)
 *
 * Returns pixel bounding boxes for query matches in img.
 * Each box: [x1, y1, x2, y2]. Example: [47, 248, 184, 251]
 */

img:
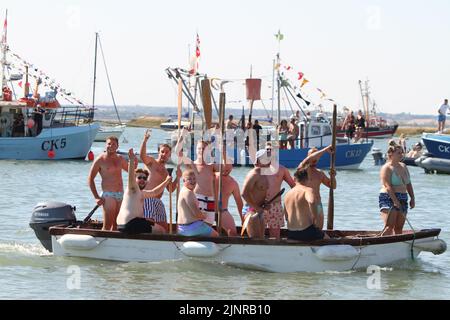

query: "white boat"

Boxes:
[94, 124, 125, 142]
[29, 202, 446, 273]
[160, 118, 190, 131]
[0, 15, 99, 160]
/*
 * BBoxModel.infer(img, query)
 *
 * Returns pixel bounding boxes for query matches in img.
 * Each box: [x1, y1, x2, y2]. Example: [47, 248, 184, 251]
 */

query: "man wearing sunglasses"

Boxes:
[116, 149, 171, 235]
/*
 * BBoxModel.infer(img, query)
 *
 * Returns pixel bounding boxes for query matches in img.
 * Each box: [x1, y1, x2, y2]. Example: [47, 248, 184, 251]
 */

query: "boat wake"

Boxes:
[0, 241, 51, 266]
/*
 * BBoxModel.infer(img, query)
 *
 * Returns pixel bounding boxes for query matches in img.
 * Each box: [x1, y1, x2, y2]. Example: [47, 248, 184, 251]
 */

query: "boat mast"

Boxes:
[358, 80, 367, 125]
[271, 58, 275, 121]
[92, 32, 98, 115]
[0, 9, 8, 99]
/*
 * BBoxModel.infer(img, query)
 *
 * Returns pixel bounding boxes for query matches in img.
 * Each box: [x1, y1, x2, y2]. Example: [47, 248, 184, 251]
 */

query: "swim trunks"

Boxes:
[143, 198, 167, 222]
[102, 191, 124, 201]
[196, 193, 216, 224]
[178, 220, 214, 237]
[288, 225, 325, 241]
[264, 200, 284, 228]
[118, 217, 153, 235]
[379, 192, 408, 215]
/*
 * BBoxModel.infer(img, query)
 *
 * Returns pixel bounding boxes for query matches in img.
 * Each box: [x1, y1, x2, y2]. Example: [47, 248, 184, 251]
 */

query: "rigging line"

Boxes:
[98, 35, 122, 125]
[281, 86, 295, 115]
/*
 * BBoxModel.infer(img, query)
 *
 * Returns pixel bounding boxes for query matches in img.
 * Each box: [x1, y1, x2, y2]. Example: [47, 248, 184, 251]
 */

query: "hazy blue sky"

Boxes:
[2, 0, 449, 115]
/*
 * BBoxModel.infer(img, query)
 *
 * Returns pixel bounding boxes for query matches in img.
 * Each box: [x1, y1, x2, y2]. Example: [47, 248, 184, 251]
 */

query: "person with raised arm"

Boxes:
[116, 149, 170, 235]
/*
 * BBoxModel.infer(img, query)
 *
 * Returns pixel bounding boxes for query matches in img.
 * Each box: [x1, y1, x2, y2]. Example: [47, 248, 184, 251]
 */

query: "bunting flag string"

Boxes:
[6, 49, 88, 106]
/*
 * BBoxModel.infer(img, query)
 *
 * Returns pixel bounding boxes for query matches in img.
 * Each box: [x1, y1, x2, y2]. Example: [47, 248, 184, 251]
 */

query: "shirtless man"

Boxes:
[177, 170, 218, 237]
[264, 144, 296, 240]
[140, 129, 179, 230]
[287, 117, 299, 149]
[116, 149, 170, 235]
[184, 140, 219, 225]
[214, 163, 244, 236]
[297, 145, 336, 230]
[241, 149, 272, 239]
[284, 167, 329, 241]
[88, 136, 136, 231]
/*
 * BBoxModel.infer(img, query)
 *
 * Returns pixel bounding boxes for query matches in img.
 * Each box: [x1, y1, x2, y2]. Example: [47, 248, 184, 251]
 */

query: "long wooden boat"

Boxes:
[37, 219, 446, 273]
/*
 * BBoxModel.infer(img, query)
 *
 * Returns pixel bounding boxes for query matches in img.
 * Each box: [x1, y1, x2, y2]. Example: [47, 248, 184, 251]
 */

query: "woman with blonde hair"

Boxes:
[378, 145, 415, 235]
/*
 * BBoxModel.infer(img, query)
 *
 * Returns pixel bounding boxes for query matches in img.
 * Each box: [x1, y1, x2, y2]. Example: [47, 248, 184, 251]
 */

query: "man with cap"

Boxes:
[241, 148, 272, 239]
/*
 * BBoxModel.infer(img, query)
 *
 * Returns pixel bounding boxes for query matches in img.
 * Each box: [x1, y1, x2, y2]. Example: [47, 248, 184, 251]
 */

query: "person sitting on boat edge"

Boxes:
[140, 129, 180, 232]
[241, 149, 272, 239]
[214, 162, 244, 236]
[297, 145, 336, 230]
[284, 167, 329, 241]
[116, 149, 170, 235]
[88, 136, 137, 231]
[177, 170, 218, 237]
[379, 144, 415, 236]
[134, 167, 169, 231]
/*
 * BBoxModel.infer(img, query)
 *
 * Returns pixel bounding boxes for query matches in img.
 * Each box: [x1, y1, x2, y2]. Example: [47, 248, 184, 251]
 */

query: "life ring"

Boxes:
[0, 115, 11, 128]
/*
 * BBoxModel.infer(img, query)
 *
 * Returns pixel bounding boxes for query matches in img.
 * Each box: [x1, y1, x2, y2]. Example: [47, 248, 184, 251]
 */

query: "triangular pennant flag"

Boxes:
[298, 72, 304, 80]
[300, 78, 309, 88]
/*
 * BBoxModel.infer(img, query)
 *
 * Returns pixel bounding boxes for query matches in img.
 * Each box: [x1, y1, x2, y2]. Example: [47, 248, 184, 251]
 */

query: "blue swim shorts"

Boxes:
[379, 192, 408, 214]
[178, 220, 213, 237]
[438, 114, 446, 122]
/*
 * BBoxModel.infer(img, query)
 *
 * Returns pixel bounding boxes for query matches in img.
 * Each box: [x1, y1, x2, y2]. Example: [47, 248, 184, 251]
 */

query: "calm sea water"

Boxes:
[0, 127, 449, 300]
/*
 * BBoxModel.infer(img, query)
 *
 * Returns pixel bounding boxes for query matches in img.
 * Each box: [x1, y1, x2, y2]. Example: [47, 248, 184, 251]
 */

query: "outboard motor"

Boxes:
[371, 147, 386, 165]
[29, 202, 77, 252]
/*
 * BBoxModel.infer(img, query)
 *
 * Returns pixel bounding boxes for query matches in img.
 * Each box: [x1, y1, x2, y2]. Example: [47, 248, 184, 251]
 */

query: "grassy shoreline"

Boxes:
[101, 117, 445, 136]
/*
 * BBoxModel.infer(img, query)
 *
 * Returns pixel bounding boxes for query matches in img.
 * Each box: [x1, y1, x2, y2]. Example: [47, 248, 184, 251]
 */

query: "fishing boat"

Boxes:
[337, 80, 398, 139]
[0, 13, 99, 160]
[29, 201, 446, 273]
[421, 133, 450, 160]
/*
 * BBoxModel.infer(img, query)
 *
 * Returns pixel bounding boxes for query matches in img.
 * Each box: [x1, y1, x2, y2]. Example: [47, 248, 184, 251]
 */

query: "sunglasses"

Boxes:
[137, 176, 147, 181]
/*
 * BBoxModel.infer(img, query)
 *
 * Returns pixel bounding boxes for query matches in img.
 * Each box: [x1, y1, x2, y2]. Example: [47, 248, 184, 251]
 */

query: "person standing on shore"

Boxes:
[437, 99, 449, 133]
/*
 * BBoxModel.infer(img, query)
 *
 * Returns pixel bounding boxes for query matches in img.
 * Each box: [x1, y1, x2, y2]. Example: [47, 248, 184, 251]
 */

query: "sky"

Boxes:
[1, 0, 450, 115]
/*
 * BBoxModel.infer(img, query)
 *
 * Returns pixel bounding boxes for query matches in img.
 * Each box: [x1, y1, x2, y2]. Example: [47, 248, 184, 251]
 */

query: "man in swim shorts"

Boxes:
[88, 136, 137, 231]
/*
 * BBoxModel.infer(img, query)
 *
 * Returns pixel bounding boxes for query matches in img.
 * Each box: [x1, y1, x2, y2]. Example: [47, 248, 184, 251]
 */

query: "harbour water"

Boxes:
[0, 127, 449, 299]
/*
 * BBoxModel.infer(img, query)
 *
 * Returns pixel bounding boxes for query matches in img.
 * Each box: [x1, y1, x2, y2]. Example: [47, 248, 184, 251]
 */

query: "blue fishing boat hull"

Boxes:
[278, 141, 374, 169]
[0, 123, 100, 160]
[421, 133, 450, 160]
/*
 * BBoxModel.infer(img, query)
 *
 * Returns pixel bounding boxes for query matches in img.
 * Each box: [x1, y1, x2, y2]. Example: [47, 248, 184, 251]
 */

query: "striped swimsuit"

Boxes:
[143, 198, 167, 222]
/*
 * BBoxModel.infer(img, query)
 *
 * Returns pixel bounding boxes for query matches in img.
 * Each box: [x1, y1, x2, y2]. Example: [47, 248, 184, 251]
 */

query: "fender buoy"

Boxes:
[88, 151, 94, 161]
[48, 150, 55, 159]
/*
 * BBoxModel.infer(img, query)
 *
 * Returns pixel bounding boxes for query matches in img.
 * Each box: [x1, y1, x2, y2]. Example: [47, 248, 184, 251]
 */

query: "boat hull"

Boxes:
[0, 123, 100, 160]
[421, 133, 450, 159]
[94, 125, 125, 142]
[337, 125, 398, 139]
[50, 228, 444, 273]
[277, 141, 373, 169]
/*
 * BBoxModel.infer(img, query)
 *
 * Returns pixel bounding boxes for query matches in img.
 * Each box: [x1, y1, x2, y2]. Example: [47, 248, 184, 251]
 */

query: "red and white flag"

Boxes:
[1, 11, 7, 45]
[189, 33, 201, 75]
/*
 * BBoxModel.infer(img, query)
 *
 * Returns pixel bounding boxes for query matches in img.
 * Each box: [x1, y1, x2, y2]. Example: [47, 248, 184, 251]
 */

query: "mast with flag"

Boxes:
[1, 9, 8, 97]
[274, 29, 284, 125]
[189, 33, 200, 75]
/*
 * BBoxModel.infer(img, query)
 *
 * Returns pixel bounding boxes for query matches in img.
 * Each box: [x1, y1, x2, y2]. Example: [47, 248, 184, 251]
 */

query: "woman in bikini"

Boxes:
[379, 145, 415, 235]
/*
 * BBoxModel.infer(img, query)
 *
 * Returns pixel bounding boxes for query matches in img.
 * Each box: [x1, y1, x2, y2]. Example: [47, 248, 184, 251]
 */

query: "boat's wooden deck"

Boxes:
[49, 221, 441, 247]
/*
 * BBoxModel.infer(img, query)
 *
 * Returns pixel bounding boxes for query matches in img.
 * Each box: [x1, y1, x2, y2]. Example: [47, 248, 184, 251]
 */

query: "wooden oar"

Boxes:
[217, 91, 226, 235]
[201, 79, 213, 130]
[167, 167, 174, 234]
[241, 188, 286, 237]
[327, 104, 337, 230]
[83, 204, 100, 224]
[175, 78, 183, 233]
